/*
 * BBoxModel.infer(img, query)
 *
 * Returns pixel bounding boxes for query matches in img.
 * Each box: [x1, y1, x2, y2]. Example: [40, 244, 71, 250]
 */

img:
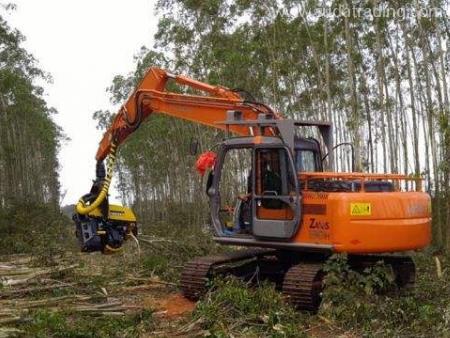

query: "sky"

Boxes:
[6, 0, 157, 205]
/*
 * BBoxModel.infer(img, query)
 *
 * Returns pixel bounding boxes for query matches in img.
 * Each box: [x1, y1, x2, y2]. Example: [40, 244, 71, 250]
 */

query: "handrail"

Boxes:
[298, 172, 424, 192]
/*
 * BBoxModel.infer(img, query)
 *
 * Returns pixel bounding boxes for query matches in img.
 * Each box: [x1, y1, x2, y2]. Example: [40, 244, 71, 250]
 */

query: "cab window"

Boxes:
[296, 150, 317, 172]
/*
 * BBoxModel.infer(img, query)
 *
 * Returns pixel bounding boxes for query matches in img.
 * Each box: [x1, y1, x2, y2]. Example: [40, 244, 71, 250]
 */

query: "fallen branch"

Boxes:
[139, 238, 179, 245]
[0, 316, 22, 325]
[40, 278, 75, 287]
[129, 233, 141, 258]
[0, 309, 24, 317]
[100, 311, 125, 316]
[0, 267, 41, 277]
[74, 306, 125, 313]
[0, 327, 25, 338]
[120, 284, 164, 292]
[0, 255, 31, 265]
[0, 294, 92, 309]
[0, 283, 74, 298]
[435, 256, 443, 279]
[127, 276, 178, 287]
[1, 264, 79, 287]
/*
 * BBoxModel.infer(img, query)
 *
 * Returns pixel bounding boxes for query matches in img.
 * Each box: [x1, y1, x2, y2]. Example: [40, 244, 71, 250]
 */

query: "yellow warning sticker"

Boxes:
[350, 203, 372, 216]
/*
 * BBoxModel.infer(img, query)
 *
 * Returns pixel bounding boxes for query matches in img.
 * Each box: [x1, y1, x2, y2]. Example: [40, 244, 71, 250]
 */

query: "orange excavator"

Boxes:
[73, 67, 431, 311]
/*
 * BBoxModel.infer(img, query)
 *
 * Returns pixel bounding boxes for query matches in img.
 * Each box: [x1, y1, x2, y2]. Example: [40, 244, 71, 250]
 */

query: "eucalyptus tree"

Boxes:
[0, 10, 62, 208]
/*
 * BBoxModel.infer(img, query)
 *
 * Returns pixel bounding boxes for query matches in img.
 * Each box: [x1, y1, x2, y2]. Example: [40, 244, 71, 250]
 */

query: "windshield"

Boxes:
[295, 150, 317, 172]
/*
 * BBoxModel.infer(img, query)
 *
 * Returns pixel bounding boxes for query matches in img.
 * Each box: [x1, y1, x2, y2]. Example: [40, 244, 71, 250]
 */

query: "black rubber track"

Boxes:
[180, 257, 217, 300]
[282, 262, 324, 312]
[180, 248, 274, 300]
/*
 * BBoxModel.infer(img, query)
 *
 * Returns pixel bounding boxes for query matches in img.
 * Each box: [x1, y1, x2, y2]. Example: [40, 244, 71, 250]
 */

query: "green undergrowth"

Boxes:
[194, 277, 308, 337]
[19, 309, 154, 338]
[137, 220, 225, 282]
[0, 202, 73, 263]
[318, 253, 450, 336]
[2, 210, 450, 337]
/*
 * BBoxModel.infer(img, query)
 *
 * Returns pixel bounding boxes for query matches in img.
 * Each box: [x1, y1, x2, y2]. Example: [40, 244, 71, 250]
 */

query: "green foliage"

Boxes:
[138, 220, 221, 282]
[0, 202, 73, 261]
[323, 254, 395, 296]
[319, 254, 450, 336]
[141, 255, 170, 275]
[194, 277, 307, 337]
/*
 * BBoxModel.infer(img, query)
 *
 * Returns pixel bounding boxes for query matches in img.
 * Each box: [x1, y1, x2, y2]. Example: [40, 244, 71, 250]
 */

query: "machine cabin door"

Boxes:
[252, 147, 301, 239]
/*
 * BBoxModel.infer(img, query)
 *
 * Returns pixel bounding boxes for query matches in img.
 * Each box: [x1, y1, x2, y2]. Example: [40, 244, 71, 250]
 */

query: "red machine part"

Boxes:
[196, 151, 217, 176]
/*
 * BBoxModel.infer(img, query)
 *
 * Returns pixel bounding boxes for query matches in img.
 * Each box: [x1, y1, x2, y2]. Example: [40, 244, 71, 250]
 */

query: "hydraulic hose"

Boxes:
[75, 142, 117, 215]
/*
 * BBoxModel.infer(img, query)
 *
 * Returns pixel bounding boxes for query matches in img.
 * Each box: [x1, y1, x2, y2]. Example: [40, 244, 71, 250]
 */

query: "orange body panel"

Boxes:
[293, 190, 431, 253]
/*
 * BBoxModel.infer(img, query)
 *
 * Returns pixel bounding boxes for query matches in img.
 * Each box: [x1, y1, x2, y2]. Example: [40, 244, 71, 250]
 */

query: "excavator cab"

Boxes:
[209, 137, 301, 240]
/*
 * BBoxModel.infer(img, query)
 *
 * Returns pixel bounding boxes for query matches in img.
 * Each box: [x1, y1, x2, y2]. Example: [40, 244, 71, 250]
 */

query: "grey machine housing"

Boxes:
[207, 111, 334, 251]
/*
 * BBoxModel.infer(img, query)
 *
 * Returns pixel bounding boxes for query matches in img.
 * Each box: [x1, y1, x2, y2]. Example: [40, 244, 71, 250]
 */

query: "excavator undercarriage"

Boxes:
[181, 249, 416, 312]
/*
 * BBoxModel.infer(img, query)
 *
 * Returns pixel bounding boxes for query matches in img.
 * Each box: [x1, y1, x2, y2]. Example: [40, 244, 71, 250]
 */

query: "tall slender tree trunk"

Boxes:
[344, 8, 361, 171]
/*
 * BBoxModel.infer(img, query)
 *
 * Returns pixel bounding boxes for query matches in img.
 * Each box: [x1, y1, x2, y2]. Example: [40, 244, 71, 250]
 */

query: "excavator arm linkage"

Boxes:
[73, 67, 279, 253]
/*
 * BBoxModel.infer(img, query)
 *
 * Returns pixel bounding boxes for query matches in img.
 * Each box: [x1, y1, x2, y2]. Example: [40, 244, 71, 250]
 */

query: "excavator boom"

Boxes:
[96, 67, 278, 161]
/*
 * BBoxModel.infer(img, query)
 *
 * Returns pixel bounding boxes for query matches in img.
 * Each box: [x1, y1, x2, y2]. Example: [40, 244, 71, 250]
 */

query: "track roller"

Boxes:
[180, 248, 275, 301]
[282, 262, 324, 312]
[180, 257, 217, 300]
